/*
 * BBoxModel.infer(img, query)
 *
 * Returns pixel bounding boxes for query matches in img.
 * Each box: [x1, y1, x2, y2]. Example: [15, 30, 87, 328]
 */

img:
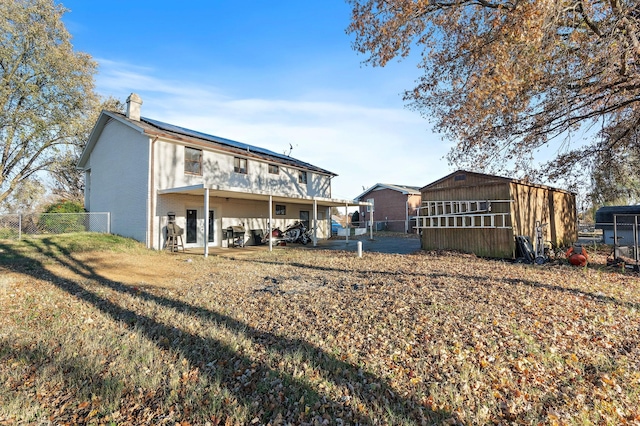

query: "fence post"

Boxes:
[107, 212, 111, 234]
[18, 214, 22, 240]
[635, 215, 639, 265]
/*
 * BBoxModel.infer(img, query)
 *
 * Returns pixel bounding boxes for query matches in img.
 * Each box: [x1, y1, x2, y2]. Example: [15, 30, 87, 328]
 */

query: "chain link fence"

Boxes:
[0, 212, 110, 240]
[334, 219, 419, 237]
[353, 219, 418, 234]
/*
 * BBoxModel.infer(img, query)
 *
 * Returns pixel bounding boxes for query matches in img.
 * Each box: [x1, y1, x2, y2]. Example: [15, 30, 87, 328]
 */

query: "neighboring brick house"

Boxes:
[77, 93, 363, 254]
[354, 184, 422, 232]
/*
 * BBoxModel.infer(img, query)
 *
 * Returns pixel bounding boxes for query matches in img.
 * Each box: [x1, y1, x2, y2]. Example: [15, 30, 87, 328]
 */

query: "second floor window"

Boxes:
[298, 171, 307, 184]
[234, 157, 247, 174]
[268, 164, 279, 174]
[185, 147, 202, 175]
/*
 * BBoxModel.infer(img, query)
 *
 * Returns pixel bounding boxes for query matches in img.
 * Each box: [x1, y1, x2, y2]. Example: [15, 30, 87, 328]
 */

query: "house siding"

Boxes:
[86, 119, 150, 243]
[154, 138, 331, 198]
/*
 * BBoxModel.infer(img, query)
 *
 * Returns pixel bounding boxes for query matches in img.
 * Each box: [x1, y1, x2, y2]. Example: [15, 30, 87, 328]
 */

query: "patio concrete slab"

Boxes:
[178, 235, 422, 257]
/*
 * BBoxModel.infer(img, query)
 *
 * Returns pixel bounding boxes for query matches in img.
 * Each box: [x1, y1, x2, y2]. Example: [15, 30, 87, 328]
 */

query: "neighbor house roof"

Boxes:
[354, 183, 421, 201]
[595, 205, 640, 225]
[78, 111, 337, 176]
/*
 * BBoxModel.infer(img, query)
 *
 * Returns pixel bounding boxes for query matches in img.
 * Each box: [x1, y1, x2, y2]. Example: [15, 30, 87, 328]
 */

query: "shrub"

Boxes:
[351, 211, 360, 226]
[43, 200, 85, 214]
[39, 200, 86, 233]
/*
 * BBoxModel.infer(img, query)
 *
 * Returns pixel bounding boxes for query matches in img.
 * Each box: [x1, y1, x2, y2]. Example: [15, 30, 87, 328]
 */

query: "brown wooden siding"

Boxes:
[421, 228, 515, 258]
[509, 183, 577, 247]
[420, 182, 511, 209]
[425, 172, 510, 190]
[421, 182, 515, 257]
[420, 171, 577, 258]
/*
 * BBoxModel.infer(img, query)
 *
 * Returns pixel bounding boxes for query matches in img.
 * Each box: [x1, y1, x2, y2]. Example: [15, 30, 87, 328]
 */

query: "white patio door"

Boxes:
[185, 208, 216, 248]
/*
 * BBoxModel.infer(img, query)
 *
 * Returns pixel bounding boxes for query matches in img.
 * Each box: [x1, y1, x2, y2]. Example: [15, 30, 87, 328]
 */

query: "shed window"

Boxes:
[454, 174, 467, 181]
[185, 147, 202, 175]
[275, 204, 286, 215]
[234, 157, 247, 174]
[269, 164, 279, 174]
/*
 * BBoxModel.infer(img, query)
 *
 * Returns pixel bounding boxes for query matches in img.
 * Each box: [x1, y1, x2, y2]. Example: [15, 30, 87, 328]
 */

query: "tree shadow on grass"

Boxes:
[240, 255, 640, 311]
[0, 337, 129, 424]
[425, 272, 640, 311]
[0, 239, 451, 424]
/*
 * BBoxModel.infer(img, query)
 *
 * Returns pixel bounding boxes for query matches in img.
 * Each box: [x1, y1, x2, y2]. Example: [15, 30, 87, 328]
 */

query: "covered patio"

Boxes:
[156, 183, 371, 256]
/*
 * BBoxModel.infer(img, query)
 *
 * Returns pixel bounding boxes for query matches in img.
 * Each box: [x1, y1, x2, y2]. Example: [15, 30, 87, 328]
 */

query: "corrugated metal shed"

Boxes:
[595, 205, 640, 245]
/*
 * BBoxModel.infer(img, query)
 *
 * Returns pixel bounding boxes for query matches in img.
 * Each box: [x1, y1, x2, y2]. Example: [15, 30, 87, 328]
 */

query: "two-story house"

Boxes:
[78, 93, 358, 254]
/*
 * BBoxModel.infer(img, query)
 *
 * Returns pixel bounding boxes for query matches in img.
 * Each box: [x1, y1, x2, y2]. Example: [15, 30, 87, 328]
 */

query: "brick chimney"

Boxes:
[126, 93, 143, 121]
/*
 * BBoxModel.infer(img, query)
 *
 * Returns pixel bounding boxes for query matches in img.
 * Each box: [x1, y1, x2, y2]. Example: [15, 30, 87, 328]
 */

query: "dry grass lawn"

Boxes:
[0, 234, 639, 425]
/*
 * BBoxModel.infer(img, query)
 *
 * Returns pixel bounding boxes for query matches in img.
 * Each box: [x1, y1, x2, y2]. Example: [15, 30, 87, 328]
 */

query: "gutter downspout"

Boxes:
[148, 136, 159, 249]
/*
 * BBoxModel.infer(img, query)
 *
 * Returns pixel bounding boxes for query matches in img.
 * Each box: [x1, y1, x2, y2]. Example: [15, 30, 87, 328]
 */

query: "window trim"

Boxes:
[184, 146, 203, 176]
[366, 198, 374, 213]
[234, 157, 247, 174]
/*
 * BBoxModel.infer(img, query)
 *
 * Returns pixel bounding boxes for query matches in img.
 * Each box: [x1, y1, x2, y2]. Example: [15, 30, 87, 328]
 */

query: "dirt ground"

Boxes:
[31, 251, 188, 289]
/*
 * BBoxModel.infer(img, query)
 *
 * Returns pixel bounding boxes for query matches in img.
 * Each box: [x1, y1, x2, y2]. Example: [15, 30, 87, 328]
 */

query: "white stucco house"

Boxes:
[78, 93, 361, 254]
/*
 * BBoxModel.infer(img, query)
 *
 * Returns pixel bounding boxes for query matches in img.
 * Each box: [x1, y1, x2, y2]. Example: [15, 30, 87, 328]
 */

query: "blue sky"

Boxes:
[61, 0, 453, 200]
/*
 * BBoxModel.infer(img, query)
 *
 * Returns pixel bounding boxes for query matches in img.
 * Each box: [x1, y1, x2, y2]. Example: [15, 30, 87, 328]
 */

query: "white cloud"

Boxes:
[95, 59, 454, 199]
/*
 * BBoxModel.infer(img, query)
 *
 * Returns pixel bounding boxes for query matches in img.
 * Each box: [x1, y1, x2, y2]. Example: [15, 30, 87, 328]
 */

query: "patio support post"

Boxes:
[635, 216, 639, 265]
[614, 215, 618, 258]
[405, 199, 409, 233]
[370, 206, 374, 240]
[313, 199, 318, 246]
[204, 188, 209, 258]
[269, 195, 273, 252]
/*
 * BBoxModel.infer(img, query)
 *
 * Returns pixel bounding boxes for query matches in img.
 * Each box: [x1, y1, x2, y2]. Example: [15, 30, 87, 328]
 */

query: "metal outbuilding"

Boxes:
[595, 205, 640, 246]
